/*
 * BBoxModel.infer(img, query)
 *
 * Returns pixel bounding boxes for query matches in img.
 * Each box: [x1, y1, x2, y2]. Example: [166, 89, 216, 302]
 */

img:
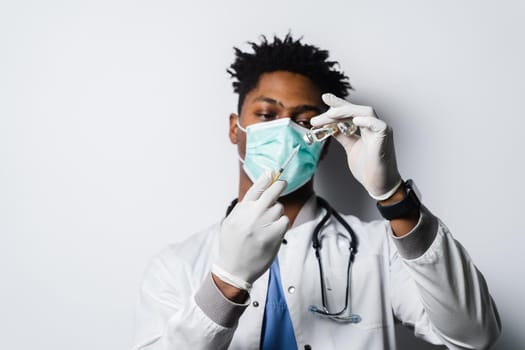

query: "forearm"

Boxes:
[135, 300, 236, 350]
[391, 209, 501, 349]
[134, 258, 246, 350]
[211, 273, 249, 303]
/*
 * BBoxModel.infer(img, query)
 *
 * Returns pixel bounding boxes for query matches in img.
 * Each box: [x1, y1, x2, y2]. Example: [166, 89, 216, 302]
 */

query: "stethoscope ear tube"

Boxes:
[330, 205, 358, 257]
[314, 197, 358, 254]
[311, 197, 332, 254]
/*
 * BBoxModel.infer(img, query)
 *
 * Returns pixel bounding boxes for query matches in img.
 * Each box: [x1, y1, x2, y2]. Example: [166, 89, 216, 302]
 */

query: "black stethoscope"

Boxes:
[226, 196, 361, 323]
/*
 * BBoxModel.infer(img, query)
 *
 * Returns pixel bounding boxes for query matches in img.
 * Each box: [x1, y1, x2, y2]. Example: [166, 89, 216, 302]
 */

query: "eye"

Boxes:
[292, 110, 317, 129]
[256, 112, 277, 121]
[295, 119, 312, 129]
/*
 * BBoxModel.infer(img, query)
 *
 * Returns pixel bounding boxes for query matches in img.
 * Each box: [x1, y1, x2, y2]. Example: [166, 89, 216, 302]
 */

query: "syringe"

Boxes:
[272, 145, 301, 183]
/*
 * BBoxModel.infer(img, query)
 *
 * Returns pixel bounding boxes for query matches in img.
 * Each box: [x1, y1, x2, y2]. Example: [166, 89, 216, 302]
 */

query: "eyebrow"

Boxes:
[253, 96, 322, 113]
[253, 96, 285, 108]
[292, 104, 323, 114]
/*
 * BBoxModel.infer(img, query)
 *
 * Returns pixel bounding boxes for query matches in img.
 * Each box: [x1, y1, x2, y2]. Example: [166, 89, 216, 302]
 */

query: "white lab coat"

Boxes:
[133, 199, 500, 350]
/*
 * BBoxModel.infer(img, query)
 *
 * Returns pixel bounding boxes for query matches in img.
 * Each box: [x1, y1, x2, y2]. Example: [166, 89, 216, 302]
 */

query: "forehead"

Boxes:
[243, 71, 323, 109]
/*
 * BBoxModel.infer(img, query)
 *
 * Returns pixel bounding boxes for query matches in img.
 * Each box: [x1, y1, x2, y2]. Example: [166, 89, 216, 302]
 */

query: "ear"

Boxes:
[229, 113, 239, 144]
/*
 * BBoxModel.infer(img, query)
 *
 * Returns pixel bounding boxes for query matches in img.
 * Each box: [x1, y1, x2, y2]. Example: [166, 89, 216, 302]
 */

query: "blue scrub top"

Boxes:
[260, 258, 298, 350]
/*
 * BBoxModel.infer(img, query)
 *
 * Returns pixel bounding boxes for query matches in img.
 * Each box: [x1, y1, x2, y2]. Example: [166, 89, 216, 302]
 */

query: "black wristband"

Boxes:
[376, 180, 421, 220]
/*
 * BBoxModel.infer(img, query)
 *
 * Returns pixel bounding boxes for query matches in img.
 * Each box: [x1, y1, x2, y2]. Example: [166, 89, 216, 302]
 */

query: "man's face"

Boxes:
[229, 70, 325, 160]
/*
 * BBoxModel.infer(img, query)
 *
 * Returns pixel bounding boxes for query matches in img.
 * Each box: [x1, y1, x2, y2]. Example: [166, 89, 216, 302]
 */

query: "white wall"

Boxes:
[1, 0, 523, 349]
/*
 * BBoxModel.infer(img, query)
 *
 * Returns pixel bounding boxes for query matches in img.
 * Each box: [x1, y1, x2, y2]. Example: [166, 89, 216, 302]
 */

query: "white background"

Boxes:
[1, 0, 523, 349]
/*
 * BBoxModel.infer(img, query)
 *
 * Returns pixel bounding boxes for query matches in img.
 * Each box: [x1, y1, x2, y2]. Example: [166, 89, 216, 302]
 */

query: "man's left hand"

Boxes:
[311, 93, 402, 201]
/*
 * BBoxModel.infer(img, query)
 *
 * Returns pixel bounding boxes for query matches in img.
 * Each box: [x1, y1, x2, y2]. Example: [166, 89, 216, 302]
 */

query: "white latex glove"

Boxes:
[212, 170, 290, 291]
[311, 93, 402, 201]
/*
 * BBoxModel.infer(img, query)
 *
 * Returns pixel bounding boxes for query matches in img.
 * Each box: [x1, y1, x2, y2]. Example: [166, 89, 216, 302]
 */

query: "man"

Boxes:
[133, 34, 501, 350]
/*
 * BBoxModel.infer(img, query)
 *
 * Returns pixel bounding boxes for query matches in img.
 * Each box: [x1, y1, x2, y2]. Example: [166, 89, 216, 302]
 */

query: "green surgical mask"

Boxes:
[237, 118, 324, 196]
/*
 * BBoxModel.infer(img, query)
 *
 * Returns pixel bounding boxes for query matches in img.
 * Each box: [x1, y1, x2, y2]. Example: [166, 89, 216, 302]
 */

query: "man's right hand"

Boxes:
[212, 170, 289, 293]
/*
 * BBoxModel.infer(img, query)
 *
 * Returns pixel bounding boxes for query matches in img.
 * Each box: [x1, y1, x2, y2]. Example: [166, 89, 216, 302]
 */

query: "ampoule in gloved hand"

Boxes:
[303, 119, 358, 145]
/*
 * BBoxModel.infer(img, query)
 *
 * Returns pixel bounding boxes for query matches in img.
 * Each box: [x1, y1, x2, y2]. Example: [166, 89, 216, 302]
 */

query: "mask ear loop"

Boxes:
[236, 116, 247, 133]
[236, 116, 247, 164]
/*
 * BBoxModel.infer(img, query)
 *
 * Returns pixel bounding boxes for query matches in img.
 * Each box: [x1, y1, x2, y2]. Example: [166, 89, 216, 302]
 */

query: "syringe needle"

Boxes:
[272, 145, 300, 183]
